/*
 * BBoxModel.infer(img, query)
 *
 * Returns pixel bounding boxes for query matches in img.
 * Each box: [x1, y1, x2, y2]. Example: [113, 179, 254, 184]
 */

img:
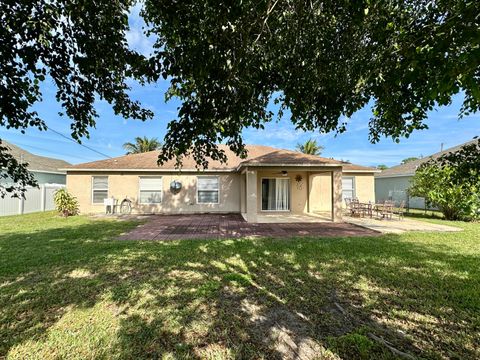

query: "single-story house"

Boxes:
[64, 145, 378, 222]
[1, 141, 70, 216]
[1, 141, 70, 185]
[375, 140, 476, 209]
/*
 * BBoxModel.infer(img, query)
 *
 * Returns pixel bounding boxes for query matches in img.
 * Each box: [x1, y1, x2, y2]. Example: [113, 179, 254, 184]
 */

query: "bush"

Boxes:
[54, 189, 79, 217]
[409, 138, 480, 221]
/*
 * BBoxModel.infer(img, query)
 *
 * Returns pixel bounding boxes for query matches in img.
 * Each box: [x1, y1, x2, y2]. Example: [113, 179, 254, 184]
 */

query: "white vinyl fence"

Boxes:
[0, 184, 65, 217]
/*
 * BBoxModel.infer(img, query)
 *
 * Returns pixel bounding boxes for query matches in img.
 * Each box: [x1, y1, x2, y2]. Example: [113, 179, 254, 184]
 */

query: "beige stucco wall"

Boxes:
[67, 169, 375, 220]
[67, 171, 241, 214]
[351, 173, 375, 203]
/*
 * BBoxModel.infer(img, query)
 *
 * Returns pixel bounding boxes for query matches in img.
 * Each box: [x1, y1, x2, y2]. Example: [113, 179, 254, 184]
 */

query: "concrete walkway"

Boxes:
[345, 216, 461, 234]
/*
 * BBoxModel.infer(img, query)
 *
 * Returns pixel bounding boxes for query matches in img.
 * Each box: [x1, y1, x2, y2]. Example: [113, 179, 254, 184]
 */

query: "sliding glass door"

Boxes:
[261, 178, 290, 211]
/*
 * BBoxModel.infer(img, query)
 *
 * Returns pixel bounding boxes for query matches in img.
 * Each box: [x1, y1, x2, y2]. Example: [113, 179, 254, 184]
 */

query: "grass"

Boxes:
[0, 212, 479, 359]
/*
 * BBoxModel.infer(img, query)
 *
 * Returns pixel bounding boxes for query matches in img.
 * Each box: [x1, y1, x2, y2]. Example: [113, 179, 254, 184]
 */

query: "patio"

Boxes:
[346, 215, 462, 234]
[117, 213, 380, 241]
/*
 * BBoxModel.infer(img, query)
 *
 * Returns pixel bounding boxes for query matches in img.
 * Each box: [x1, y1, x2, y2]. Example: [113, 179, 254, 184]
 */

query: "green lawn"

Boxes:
[0, 212, 479, 359]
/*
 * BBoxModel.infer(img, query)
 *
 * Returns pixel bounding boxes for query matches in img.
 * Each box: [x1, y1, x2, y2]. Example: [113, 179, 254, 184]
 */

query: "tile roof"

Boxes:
[65, 144, 377, 172]
[375, 139, 478, 178]
[2, 141, 70, 173]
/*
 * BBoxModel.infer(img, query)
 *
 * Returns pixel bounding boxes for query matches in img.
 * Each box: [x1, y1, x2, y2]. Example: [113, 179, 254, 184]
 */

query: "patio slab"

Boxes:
[346, 216, 462, 234]
[117, 213, 380, 241]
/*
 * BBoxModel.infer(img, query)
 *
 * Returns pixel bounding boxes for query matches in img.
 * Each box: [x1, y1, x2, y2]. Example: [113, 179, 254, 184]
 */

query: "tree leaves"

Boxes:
[2, 0, 480, 184]
[145, 0, 480, 166]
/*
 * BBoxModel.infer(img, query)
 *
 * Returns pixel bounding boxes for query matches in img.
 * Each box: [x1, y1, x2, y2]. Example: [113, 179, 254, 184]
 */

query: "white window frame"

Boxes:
[196, 175, 220, 204]
[91, 176, 109, 204]
[260, 177, 291, 212]
[341, 176, 356, 200]
[138, 176, 163, 205]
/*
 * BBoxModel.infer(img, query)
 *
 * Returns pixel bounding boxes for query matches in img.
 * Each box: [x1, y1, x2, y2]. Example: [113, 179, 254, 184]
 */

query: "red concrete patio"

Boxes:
[117, 214, 380, 241]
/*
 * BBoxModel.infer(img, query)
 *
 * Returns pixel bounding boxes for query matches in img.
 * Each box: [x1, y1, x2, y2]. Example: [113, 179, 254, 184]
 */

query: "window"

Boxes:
[342, 176, 355, 200]
[261, 178, 290, 211]
[139, 177, 162, 204]
[197, 176, 219, 204]
[92, 176, 108, 204]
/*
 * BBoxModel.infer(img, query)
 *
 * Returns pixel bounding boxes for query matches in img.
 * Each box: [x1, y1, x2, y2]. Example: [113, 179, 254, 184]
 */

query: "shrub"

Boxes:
[54, 189, 79, 217]
[409, 138, 480, 221]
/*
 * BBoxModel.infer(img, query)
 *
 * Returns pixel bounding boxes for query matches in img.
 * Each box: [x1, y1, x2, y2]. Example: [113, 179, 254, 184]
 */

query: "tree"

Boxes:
[296, 139, 324, 155]
[123, 136, 162, 154]
[400, 157, 419, 165]
[1, 0, 155, 197]
[409, 138, 480, 221]
[2, 1, 480, 194]
[377, 164, 389, 170]
[0, 140, 37, 198]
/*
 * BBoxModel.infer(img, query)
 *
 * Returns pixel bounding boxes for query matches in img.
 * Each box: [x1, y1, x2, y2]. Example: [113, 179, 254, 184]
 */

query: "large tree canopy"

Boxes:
[2, 0, 480, 195]
[1, 0, 156, 196]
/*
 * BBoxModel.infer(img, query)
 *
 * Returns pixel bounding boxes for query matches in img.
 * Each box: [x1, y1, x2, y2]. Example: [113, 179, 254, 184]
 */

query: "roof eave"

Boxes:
[63, 168, 237, 172]
[375, 173, 415, 178]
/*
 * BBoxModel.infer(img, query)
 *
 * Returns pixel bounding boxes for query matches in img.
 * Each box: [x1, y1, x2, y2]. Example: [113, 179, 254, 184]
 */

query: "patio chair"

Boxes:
[379, 200, 394, 220]
[347, 198, 362, 217]
[393, 200, 406, 220]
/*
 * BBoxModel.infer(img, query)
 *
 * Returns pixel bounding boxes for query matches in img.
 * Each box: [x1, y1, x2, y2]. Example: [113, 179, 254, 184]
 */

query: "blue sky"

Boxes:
[1, 6, 478, 167]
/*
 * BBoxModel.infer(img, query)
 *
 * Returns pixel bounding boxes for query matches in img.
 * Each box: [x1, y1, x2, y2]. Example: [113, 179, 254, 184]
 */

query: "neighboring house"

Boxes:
[64, 145, 378, 222]
[0, 141, 71, 216]
[375, 140, 476, 209]
[1, 141, 70, 185]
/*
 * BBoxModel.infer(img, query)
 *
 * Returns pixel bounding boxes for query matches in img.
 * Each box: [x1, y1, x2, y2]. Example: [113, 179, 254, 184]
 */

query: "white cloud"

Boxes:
[126, 2, 155, 56]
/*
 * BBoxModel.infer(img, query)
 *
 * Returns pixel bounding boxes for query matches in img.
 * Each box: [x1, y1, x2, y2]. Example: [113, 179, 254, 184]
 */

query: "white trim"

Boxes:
[375, 173, 415, 179]
[343, 169, 381, 173]
[91, 175, 109, 204]
[63, 168, 236, 173]
[30, 169, 67, 175]
[64, 165, 378, 173]
[237, 163, 343, 171]
[138, 176, 163, 205]
[260, 177, 291, 212]
[196, 175, 220, 205]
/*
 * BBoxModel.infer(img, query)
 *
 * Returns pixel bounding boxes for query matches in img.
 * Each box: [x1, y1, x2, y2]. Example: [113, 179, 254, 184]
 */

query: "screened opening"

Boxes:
[261, 178, 290, 211]
[197, 176, 219, 204]
[139, 177, 163, 204]
[92, 176, 108, 204]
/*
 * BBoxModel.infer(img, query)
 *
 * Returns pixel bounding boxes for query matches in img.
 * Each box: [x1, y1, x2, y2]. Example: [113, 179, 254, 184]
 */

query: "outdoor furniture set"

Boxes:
[345, 198, 405, 220]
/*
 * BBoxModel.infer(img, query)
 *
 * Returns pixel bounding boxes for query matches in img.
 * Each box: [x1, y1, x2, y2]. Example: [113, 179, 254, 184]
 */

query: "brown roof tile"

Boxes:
[65, 144, 377, 172]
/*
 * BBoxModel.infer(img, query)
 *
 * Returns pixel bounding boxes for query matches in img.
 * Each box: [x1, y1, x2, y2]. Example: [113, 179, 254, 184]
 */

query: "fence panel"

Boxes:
[0, 196, 19, 216]
[0, 184, 65, 216]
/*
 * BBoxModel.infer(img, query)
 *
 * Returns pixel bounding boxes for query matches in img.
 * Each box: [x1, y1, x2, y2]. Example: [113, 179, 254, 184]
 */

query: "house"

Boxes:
[64, 145, 378, 222]
[0, 141, 70, 216]
[1, 141, 70, 185]
[375, 140, 476, 209]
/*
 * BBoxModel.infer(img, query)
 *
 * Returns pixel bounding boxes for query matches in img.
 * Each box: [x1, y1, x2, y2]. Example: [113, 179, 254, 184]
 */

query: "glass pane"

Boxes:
[140, 190, 162, 204]
[342, 190, 354, 201]
[262, 179, 276, 210]
[198, 177, 219, 190]
[93, 190, 108, 203]
[92, 176, 108, 190]
[341, 177, 354, 190]
[198, 190, 218, 203]
[139, 177, 162, 191]
[262, 178, 289, 211]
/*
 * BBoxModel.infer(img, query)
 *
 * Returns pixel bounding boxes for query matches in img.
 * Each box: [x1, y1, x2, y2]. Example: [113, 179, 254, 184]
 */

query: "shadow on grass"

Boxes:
[0, 217, 479, 358]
